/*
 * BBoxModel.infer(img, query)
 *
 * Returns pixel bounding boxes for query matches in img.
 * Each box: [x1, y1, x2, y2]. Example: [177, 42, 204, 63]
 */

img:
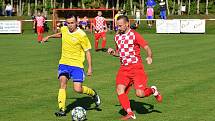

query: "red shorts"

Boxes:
[37, 26, 44, 34]
[94, 32, 106, 40]
[116, 63, 148, 90]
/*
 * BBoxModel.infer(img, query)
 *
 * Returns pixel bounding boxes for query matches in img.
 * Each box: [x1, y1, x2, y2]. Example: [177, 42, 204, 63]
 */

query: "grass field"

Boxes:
[0, 30, 215, 121]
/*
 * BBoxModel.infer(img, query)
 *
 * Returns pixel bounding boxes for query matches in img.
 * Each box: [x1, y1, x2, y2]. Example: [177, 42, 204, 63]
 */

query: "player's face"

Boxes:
[117, 19, 129, 34]
[66, 17, 77, 32]
[98, 11, 102, 16]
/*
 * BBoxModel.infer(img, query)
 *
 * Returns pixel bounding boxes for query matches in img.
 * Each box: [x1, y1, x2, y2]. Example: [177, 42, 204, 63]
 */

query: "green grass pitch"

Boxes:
[0, 31, 215, 121]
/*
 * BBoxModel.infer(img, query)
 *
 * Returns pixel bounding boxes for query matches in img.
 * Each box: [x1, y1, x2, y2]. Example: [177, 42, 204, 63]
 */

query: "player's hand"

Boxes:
[104, 27, 108, 32]
[87, 68, 92, 76]
[94, 29, 99, 33]
[146, 57, 153, 65]
[107, 48, 115, 56]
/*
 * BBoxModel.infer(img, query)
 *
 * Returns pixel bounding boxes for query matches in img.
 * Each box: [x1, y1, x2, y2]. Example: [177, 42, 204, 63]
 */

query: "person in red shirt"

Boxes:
[107, 15, 162, 120]
[33, 12, 45, 43]
[92, 11, 107, 51]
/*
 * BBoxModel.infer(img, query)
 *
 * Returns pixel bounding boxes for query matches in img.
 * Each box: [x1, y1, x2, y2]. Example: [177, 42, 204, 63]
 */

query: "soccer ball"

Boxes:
[71, 107, 87, 121]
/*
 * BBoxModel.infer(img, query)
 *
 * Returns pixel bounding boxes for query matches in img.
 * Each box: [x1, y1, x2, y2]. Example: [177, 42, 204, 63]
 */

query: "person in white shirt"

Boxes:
[136, 9, 141, 24]
[5, 3, 13, 16]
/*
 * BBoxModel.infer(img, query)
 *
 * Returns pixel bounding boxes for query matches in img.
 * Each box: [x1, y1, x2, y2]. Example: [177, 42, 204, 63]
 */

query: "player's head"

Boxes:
[37, 12, 41, 16]
[116, 15, 129, 34]
[98, 11, 102, 16]
[66, 15, 78, 32]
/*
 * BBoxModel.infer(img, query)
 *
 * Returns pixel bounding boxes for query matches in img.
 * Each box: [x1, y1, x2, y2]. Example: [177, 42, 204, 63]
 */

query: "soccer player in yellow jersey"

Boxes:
[42, 15, 101, 117]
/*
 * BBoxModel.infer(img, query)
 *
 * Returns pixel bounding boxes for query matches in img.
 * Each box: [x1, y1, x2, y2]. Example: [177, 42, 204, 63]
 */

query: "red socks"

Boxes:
[118, 88, 154, 115]
[95, 39, 106, 50]
[118, 93, 133, 114]
[37, 33, 43, 42]
[143, 88, 153, 97]
[95, 40, 99, 50]
[101, 40, 106, 48]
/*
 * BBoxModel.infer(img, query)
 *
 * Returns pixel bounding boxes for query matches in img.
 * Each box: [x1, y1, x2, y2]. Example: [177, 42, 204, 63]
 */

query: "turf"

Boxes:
[0, 31, 215, 121]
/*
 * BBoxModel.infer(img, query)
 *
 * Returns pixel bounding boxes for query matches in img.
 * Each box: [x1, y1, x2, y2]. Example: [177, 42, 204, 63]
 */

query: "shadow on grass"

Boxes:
[118, 99, 162, 116]
[65, 97, 102, 114]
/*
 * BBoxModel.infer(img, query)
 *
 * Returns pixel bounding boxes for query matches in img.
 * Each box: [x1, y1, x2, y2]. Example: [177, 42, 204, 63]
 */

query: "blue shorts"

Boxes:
[58, 64, 85, 82]
[147, 16, 153, 19]
[160, 10, 166, 19]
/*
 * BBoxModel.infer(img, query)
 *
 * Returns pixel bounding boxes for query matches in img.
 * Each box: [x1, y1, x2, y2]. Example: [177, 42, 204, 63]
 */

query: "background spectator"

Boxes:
[159, 0, 167, 19]
[80, 16, 89, 30]
[136, 9, 141, 24]
[146, 6, 154, 28]
[5, 3, 13, 16]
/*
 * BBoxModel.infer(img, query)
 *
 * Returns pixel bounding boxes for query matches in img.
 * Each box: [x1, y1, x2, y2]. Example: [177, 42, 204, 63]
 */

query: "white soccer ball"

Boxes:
[71, 107, 87, 121]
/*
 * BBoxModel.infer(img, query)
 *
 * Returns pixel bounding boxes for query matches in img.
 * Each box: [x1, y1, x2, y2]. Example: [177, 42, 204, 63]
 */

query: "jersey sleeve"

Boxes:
[80, 34, 92, 51]
[134, 31, 148, 48]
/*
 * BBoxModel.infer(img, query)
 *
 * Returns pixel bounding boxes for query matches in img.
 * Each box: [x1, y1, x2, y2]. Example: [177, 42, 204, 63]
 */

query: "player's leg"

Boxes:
[101, 32, 106, 49]
[37, 27, 43, 42]
[40, 27, 44, 41]
[55, 64, 70, 116]
[116, 67, 136, 120]
[71, 66, 101, 107]
[147, 16, 150, 27]
[147, 16, 153, 28]
[117, 84, 136, 120]
[161, 11, 165, 19]
[94, 33, 100, 51]
[133, 63, 162, 102]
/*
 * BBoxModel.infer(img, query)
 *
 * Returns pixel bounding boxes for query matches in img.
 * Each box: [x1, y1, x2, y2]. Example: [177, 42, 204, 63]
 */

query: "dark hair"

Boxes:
[65, 15, 77, 21]
[117, 15, 129, 22]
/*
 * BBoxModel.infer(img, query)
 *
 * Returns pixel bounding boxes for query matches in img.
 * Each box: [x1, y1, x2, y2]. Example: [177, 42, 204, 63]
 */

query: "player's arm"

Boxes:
[42, 32, 62, 42]
[135, 32, 153, 64]
[104, 19, 108, 32]
[85, 50, 92, 76]
[43, 17, 46, 24]
[144, 45, 153, 64]
[92, 19, 96, 28]
[80, 35, 93, 76]
[33, 19, 36, 29]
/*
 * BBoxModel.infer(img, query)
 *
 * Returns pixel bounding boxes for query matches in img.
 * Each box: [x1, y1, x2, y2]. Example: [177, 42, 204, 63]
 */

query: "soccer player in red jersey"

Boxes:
[92, 11, 107, 51]
[107, 15, 162, 120]
[33, 12, 45, 43]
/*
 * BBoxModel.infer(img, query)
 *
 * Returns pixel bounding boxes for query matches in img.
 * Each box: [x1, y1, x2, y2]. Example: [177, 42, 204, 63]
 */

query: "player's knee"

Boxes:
[59, 81, 67, 89]
[136, 90, 144, 98]
[116, 88, 125, 95]
[73, 86, 82, 93]
[60, 84, 67, 89]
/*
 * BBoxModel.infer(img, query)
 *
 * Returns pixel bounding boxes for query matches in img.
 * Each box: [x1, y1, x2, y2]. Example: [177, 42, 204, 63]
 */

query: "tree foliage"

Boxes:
[0, 0, 214, 16]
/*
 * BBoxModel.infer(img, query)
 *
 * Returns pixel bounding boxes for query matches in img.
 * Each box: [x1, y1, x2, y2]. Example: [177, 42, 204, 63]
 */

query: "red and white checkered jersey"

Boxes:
[35, 16, 45, 27]
[115, 29, 148, 66]
[93, 16, 106, 33]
